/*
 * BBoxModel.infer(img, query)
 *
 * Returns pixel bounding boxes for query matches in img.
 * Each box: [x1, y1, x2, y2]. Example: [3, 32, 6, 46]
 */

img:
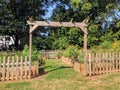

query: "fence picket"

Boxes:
[21, 56, 23, 80]
[106, 52, 108, 74]
[7, 57, 10, 81]
[99, 53, 101, 74]
[16, 56, 19, 80]
[103, 53, 105, 74]
[11, 56, 14, 80]
[25, 56, 27, 79]
[112, 52, 115, 72]
[109, 52, 112, 72]
[92, 53, 95, 75]
[88, 53, 92, 76]
[87, 52, 120, 76]
[95, 53, 99, 74]
[115, 52, 118, 72]
[0, 55, 38, 81]
[29, 57, 31, 79]
[119, 52, 120, 71]
[2, 57, 5, 81]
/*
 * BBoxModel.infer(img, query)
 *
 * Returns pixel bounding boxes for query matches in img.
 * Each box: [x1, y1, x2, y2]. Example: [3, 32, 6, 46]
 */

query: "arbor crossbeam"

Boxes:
[27, 21, 87, 34]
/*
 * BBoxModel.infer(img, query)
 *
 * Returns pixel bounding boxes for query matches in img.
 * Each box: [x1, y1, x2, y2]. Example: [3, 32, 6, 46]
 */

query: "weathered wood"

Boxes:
[29, 25, 32, 79]
[92, 53, 95, 75]
[115, 52, 118, 72]
[0, 55, 39, 81]
[102, 53, 105, 74]
[27, 21, 87, 34]
[106, 52, 108, 74]
[7, 57, 10, 81]
[96, 53, 98, 74]
[16, 56, 19, 80]
[99, 53, 102, 74]
[109, 52, 112, 72]
[87, 52, 120, 76]
[88, 53, 92, 76]
[2, 57, 5, 81]
[11, 56, 14, 80]
[118, 52, 120, 71]
[21, 56, 23, 80]
[25, 56, 27, 79]
[30, 24, 38, 34]
[112, 52, 115, 72]
[84, 33, 88, 75]
[0, 57, 1, 80]
[27, 20, 88, 76]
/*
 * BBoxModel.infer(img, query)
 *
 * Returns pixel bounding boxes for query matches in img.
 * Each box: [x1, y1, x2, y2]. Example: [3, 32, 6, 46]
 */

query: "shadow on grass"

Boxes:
[46, 66, 72, 73]
[38, 65, 72, 76]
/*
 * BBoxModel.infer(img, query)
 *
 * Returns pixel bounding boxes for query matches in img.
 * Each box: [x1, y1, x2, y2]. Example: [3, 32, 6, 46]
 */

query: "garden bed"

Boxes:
[61, 56, 84, 74]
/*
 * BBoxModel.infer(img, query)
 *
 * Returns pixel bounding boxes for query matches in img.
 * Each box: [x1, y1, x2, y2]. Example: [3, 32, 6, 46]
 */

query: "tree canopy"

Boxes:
[0, 0, 120, 50]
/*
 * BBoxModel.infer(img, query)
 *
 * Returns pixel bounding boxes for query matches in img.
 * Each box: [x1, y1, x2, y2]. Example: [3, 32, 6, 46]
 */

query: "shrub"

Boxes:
[63, 45, 79, 61]
[22, 45, 45, 66]
[112, 40, 120, 51]
[78, 51, 84, 63]
[56, 50, 63, 59]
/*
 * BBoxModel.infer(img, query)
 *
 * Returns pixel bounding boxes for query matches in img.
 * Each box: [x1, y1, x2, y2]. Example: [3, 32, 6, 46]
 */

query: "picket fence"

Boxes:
[0, 56, 39, 81]
[88, 52, 120, 76]
[41, 50, 63, 59]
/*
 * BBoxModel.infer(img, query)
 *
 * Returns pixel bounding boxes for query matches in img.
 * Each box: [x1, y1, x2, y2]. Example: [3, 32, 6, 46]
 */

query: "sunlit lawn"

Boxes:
[0, 59, 120, 90]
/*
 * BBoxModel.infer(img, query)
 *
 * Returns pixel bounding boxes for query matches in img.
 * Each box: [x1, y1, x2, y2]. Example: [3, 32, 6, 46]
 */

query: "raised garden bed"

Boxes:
[61, 56, 84, 74]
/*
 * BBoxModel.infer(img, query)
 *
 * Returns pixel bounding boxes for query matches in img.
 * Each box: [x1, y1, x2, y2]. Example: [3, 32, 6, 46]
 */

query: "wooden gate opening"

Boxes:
[27, 20, 88, 75]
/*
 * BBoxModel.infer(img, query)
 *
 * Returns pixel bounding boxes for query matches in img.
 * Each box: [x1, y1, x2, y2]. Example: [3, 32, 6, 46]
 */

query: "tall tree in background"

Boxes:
[0, 0, 48, 50]
[49, 0, 120, 49]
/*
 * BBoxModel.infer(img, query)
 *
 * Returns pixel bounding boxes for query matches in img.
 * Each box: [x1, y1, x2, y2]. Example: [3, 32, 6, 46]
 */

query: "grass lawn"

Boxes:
[0, 59, 120, 90]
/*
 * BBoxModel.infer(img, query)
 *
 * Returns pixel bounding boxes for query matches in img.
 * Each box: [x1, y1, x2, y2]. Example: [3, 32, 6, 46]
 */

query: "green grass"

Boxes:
[1, 59, 120, 90]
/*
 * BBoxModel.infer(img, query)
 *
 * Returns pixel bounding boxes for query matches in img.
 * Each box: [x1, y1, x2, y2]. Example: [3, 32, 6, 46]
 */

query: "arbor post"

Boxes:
[29, 26, 32, 79]
[84, 30, 88, 76]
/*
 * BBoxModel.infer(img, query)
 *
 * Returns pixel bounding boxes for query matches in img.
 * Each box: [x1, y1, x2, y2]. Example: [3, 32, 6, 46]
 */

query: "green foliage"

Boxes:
[116, 21, 120, 28]
[78, 52, 84, 63]
[22, 44, 44, 66]
[22, 45, 29, 57]
[81, 3, 92, 11]
[56, 50, 63, 59]
[63, 45, 79, 61]
[100, 40, 112, 49]
[52, 37, 69, 49]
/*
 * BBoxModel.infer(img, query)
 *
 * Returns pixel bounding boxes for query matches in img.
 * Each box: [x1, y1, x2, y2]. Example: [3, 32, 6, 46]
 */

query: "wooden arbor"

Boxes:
[27, 20, 88, 75]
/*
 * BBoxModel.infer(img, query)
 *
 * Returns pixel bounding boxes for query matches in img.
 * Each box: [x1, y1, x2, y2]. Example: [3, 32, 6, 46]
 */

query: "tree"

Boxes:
[0, 0, 48, 50]
[49, 0, 120, 49]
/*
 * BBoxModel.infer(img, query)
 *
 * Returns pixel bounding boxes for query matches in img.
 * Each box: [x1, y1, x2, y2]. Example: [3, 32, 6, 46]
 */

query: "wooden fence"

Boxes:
[41, 50, 63, 59]
[88, 52, 120, 76]
[0, 56, 39, 81]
